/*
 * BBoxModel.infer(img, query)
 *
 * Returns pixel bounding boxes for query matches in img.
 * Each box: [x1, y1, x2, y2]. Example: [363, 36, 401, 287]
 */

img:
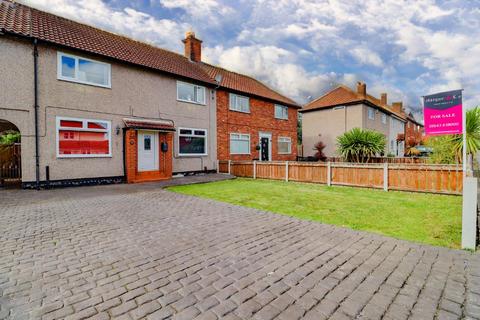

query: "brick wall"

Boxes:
[216, 90, 298, 161]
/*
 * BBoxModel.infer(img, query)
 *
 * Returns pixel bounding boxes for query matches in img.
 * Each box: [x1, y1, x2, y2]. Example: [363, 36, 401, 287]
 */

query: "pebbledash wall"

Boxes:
[0, 35, 217, 186]
[216, 90, 298, 161]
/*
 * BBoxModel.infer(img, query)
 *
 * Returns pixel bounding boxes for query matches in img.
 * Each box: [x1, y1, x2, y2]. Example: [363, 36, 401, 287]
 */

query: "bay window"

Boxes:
[278, 137, 292, 154]
[57, 52, 111, 88]
[178, 128, 207, 156]
[230, 133, 250, 154]
[56, 117, 111, 157]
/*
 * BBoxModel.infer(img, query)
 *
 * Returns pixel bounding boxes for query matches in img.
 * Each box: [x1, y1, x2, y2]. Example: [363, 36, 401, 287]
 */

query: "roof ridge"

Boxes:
[304, 85, 353, 107]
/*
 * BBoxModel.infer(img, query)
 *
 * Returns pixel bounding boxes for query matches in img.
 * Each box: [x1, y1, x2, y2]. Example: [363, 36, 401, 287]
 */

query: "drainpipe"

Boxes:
[33, 39, 40, 190]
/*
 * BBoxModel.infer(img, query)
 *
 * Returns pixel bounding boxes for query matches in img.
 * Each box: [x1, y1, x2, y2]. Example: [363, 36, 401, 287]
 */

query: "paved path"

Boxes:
[1, 180, 479, 320]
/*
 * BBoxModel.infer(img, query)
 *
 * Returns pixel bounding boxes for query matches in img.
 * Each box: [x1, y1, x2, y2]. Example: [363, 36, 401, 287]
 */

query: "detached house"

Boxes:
[180, 33, 301, 162]
[301, 82, 407, 158]
[0, 1, 298, 188]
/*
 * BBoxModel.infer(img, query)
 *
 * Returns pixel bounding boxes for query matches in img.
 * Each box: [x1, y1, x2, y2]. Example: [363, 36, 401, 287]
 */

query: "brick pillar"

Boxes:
[125, 129, 137, 183]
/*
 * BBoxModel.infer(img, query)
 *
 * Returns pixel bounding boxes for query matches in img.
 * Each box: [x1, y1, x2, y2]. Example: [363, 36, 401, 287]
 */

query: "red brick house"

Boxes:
[183, 32, 301, 162]
[405, 112, 425, 150]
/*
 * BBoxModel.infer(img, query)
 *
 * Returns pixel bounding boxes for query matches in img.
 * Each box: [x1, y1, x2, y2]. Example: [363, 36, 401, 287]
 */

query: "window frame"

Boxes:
[57, 52, 111, 88]
[176, 81, 206, 105]
[381, 113, 387, 125]
[229, 133, 251, 155]
[56, 116, 112, 158]
[277, 136, 292, 154]
[177, 127, 208, 157]
[367, 107, 375, 120]
[229, 93, 250, 113]
[274, 104, 289, 120]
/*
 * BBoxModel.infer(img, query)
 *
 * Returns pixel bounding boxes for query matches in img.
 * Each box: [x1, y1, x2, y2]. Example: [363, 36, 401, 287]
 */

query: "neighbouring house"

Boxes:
[301, 82, 407, 158]
[0, 1, 298, 188]
[405, 111, 425, 149]
[180, 33, 301, 162]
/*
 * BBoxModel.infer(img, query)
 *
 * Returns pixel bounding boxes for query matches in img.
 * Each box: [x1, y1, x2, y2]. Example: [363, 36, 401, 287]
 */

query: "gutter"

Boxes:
[33, 38, 40, 190]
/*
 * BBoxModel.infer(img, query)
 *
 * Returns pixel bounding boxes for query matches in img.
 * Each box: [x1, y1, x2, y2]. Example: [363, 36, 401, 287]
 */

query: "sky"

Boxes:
[20, 0, 480, 120]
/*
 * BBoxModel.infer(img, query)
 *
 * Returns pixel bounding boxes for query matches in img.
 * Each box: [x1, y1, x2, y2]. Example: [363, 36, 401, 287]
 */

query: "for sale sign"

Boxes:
[423, 90, 463, 136]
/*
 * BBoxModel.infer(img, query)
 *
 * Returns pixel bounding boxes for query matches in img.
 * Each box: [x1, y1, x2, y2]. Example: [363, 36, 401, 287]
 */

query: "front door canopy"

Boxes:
[123, 118, 175, 132]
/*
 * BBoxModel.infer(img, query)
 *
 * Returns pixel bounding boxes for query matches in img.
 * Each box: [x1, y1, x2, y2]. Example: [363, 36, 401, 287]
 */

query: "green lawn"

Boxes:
[168, 178, 463, 248]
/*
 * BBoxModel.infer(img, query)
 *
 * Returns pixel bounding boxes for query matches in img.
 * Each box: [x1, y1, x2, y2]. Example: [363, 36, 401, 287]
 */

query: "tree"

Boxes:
[0, 130, 20, 145]
[426, 136, 457, 164]
[336, 128, 386, 163]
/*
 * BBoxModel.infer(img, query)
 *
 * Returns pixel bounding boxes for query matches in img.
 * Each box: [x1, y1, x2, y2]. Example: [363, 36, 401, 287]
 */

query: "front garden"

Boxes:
[169, 178, 462, 248]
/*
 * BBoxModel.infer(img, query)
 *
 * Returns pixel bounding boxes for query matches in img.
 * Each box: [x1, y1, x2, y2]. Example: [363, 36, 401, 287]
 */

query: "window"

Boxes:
[57, 52, 111, 88]
[178, 128, 207, 156]
[229, 93, 250, 113]
[275, 105, 289, 120]
[56, 117, 111, 157]
[368, 107, 375, 120]
[230, 133, 250, 154]
[381, 113, 387, 124]
[177, 81, 206, 104]
[278, 137, 292, 154]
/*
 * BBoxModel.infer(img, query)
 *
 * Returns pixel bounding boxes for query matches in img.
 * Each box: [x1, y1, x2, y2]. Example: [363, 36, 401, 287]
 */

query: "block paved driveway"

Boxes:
[1, 180, 480, 320]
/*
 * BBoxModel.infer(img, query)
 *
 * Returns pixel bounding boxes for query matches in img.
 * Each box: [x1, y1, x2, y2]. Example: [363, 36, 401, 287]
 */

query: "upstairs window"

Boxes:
[178, 128, 207, 156]
[177, 81, 206, 104]
[381, 113, 387, 124]
[367, 107, 375, 120]
[275, 105, 289, 120]
[56, 117, 111, 158]
[57, 52, 111, 88]
[230, 133, 250, 154]
[278, 137, 292, 154]
[229, 93, 250, 113]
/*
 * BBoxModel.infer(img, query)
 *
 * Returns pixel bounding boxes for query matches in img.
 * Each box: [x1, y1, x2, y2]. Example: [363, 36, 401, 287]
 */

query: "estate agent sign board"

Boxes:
[423, 90, 463, 136]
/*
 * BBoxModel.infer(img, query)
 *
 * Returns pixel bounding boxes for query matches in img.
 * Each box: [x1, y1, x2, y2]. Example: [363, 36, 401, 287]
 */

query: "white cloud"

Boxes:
[350, 47, 384, 67]
[159, 0, 234, 23]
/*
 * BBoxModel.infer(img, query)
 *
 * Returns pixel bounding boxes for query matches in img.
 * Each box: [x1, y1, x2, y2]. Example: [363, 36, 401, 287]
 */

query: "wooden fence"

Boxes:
[218, 160, 463, 195]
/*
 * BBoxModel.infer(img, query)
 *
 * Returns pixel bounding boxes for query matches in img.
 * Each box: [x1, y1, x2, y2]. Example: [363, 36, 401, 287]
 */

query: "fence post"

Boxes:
[216, 160, 219, 174]
[461, 177, 478, 250]
[253, 161, 256, 179]
[285, 161, 289, 182]
[327, 161, 331, 186]
[228, 160, 231, 175]
[383, 162, 388, 191]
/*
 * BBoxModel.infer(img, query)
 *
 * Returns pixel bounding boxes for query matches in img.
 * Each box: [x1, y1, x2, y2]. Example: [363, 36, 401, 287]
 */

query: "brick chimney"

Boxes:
[182, 31, 202, 62]
[356, 82, 366, 98]
[380, 93, 387, 105]
[392, 102, 403, 113]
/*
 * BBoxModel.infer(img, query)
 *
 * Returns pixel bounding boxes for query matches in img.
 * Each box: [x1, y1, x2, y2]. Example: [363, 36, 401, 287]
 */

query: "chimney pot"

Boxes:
[182, 31, 202, 62]
[380, 93, 387, 105]
[356, 82, 367, 98]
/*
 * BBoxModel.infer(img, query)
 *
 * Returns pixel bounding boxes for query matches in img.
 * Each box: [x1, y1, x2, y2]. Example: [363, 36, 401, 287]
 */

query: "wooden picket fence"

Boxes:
[218, 160, 463, 195]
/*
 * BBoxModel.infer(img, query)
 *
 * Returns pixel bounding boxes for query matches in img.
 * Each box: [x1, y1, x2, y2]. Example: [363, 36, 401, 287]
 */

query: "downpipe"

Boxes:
[33, 38, 40, 190]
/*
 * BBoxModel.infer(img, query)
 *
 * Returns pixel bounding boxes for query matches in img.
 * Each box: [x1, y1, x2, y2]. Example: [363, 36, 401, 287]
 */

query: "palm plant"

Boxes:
[336, 128, 386, 162]
[451, 106, 480, 160]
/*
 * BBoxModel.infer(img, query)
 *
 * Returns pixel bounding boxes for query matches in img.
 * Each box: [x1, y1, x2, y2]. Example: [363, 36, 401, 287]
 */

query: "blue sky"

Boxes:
[22, 0, 480, 119]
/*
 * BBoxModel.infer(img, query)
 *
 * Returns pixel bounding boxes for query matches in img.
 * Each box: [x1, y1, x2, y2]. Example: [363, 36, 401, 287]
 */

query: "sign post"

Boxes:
[423, 90, 476, 250]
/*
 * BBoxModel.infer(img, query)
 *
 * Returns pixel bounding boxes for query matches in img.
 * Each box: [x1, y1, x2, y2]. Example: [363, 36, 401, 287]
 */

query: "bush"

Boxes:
[0, 130, 20, 145]
[336, 128, 386, 162]
[313, 136, 327, 161]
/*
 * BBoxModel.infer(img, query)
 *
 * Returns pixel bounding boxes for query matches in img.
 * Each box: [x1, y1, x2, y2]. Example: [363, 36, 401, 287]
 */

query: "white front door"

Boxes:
[138, 131, 159, 171]
[259, 132, 272, 161]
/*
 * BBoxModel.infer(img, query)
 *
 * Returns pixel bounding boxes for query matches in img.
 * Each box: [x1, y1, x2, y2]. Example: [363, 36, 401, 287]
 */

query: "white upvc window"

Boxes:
[278, 137, 292, 154]
[367, 107, 375, 120]
[230, 133, 250, 154]
[381, 113, 387, 125]
[275, 104, 289, 120]
[177, 81, 206, 105]
[56, 116, 112, 158]
[57, 52, 111, 88]
[178, 128, 207, 156]
[229, 93, 250, 113]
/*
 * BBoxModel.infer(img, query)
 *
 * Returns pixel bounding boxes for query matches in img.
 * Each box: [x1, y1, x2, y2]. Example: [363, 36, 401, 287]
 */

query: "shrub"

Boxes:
[336, 128, 386, 162]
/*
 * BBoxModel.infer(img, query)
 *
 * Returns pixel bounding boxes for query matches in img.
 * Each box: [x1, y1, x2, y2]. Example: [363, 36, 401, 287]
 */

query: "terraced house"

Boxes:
[0, 0, 299, 188]
[301, 82, 407, 158]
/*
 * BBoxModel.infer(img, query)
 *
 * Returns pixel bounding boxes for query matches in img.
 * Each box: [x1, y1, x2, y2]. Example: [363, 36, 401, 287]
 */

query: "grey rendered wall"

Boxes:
[0, 36, 217, 182]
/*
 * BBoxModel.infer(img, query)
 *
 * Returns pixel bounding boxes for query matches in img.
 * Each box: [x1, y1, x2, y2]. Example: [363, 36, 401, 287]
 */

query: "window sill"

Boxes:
[229, 109, 250, 114]
[177, 154, 208, 157]
[177, 98, 206, 106]
[57, 77, 111, 89]
[275, 118, 289, 121]
[57, 154, 113, 159]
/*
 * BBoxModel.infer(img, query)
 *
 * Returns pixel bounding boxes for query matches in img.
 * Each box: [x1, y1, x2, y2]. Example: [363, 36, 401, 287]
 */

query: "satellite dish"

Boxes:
[215, 74, 223, 84]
